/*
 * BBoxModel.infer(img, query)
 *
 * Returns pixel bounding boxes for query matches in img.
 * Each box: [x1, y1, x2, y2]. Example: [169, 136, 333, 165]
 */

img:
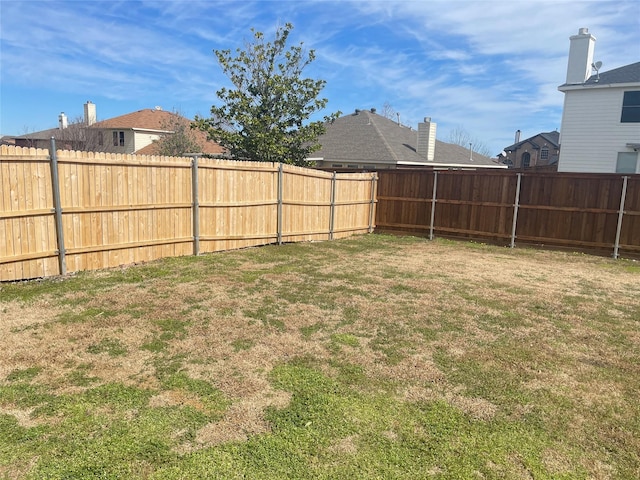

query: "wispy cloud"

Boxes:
[1, 0, 637, 153]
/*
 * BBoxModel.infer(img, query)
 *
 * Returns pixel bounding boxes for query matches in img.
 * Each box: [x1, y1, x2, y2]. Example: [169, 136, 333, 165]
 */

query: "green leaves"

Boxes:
[194, 23, 339, 166]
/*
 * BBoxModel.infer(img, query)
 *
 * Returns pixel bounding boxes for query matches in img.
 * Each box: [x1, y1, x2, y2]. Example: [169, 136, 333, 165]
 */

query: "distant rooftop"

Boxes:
[313, 109, 505, 168]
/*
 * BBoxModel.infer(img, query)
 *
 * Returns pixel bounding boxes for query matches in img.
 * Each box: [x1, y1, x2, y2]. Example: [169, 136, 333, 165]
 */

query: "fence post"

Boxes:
[329, 172, 336, 240]
[191, 155, 200, 256]
[613, 175, 629, 259]
[368, 174, 376, 233]
[49, 137, 67, 275]
[510, 173, 522, 248]
[277, 163, 283, 245]
[429, 171, 438, 240]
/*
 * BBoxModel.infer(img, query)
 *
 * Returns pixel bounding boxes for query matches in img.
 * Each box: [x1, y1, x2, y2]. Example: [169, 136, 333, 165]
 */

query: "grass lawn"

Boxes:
[1, 234, 639, 479]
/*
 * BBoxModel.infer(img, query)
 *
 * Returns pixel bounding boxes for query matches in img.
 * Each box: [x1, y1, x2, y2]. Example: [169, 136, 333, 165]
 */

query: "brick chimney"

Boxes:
[565, 27, 596, 85]
[84, 101, 96, 126]
[417, 117, 436, 161]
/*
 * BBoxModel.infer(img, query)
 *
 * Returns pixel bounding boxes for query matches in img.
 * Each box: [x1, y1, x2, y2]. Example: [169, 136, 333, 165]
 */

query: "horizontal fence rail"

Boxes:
[375, 170, 640, 259]
[1, 145, 377, 282]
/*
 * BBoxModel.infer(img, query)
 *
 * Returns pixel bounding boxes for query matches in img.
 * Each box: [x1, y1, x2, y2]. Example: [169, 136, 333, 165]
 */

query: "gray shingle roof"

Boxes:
[584, 61, 640, 85]
[14, 127, 73, 140]
[313, 110, 504, 168]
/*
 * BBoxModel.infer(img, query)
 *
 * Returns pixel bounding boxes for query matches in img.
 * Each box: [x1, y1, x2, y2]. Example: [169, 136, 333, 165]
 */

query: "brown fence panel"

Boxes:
[375, 170, 435, 235]
[434, 171, 516, 241]
[516, 173, 624, 254]
[617, 175, 640, 258]
[375, 169, 640, 258]
[376, 170, 517, 241]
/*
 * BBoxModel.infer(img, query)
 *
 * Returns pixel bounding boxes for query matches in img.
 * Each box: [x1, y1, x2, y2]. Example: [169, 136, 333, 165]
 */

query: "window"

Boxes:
[112, 131, 125, 147]
[621, 91, 640, 123]
[616, 152, 638, 173]
[522, 152, 531, 168]
[540, 148, 549, 160]
[331, 163, 343, 168]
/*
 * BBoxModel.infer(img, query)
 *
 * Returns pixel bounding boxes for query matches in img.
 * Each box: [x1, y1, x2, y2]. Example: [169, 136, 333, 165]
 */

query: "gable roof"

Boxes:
[14, 127, 65, 140]
[91, 108, 180, 131]
[134, 128, 226, 155]
[11, 108, 226, 155]
[584, 61, 640, 86]
[313, 110, 505, 168]
[504, 131, 560, 152]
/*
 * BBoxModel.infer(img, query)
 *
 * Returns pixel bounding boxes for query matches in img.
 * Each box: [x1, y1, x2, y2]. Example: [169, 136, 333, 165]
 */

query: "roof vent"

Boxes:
[354, 109, 360, 115]
[370, 108, 376, 113]
[155, 106, 163, 111]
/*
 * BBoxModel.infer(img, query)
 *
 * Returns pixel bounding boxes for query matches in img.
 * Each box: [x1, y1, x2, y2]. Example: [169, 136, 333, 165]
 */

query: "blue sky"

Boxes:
[1, 0, 638, 155]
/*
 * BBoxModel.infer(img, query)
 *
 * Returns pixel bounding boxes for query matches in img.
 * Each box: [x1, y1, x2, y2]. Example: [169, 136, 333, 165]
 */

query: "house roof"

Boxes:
[583, 61, 640, 86]
[134, 128, 226, 155]
[312, 110, 505, 168]
[91, 108, 180, 131]
[504, 131, 560, 152]
[11, 109, 180, 139]
[14, 127, 71, 140]
[11, 108, 226, 155]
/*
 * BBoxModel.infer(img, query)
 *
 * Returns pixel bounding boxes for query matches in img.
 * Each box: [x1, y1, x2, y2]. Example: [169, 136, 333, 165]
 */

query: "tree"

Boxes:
[448, 126, 492, 157]
[153, 111, 202, 156]
[193, 23, 339, 166]
[18, 117, 115, 152]
[56, 116, 109, 152]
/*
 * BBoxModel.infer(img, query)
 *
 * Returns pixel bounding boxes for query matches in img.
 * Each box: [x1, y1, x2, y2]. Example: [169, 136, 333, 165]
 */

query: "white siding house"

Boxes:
[557, 28, 640, 173]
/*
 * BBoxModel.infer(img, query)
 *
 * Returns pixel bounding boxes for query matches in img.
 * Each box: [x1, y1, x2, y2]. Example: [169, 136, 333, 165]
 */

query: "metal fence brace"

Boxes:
[191, 155, 200, 256]
[510, 173, 522, 249]
[277, 163, 284, 245]
[613, 176, 629, 259]
[49, 137, 67, 275]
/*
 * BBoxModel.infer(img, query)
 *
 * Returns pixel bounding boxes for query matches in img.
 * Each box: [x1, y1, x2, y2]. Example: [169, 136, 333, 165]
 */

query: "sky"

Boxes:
[1, 0, 638, 156]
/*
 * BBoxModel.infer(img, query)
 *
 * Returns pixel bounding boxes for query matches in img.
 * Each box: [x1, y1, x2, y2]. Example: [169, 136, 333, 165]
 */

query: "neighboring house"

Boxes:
[310, 109, 506, 171]
[0, 136, 16, 147]
[500, 130, 560, 169]
[11, 102, 225, 156]
[13, 126, 81, 150]
[557, 28, 640, 173]
[13, 102, 106, 150]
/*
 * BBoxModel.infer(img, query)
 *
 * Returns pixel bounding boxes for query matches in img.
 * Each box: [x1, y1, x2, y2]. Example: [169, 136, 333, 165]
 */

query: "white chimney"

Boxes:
[84, 101, 96, 126]
[565, 27, 596, 84]
[515, 129, 521, 143]
[58, 112, 68, 129]
[417, 117, 437, 161]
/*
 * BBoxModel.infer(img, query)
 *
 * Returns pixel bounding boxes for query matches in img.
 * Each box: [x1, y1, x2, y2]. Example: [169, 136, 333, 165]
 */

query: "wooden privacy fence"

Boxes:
[1, 144, 377, 282]
[376, 170, 640, 259]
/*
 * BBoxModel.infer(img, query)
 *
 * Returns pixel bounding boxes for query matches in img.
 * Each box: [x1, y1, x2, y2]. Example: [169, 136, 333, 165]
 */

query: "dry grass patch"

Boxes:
[1, 234, 638, 478]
